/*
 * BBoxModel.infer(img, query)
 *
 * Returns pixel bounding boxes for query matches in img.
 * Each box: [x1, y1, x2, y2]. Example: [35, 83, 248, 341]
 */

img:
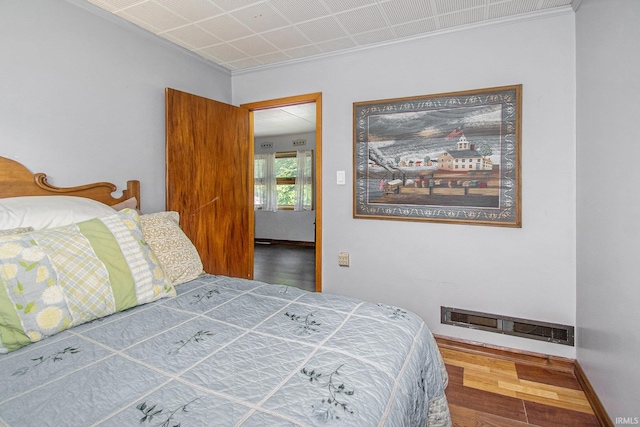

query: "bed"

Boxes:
[0, 156, 451, 427]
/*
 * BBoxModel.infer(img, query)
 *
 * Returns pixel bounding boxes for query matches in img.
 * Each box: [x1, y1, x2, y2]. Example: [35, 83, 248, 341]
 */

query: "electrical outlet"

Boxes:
[338, 251, 350, 267]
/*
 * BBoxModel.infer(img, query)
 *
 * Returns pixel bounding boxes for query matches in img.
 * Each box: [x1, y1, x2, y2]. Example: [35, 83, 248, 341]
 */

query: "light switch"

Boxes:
[337, 170, 346, 185]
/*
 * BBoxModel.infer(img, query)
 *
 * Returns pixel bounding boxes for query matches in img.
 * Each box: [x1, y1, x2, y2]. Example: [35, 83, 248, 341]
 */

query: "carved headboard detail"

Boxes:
[0, 156, 140, 208]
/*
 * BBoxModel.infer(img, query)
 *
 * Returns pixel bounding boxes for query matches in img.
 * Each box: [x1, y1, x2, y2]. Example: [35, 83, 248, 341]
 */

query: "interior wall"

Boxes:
[576, 0, 640, 418]
[234, 9, 578, 358]
[254, 132, 316, 243]
[0, 0, 230, 214]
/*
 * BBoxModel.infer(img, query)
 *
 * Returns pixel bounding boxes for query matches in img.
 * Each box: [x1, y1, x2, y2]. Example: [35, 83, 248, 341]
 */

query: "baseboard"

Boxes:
[254, 239, 315, 247]
[434, 335, 612, 427]
[574, 361, 613, 427]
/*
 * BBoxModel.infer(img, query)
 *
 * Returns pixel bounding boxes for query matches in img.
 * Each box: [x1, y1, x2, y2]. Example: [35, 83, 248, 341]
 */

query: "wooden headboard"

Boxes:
[0, 156, 140, 208]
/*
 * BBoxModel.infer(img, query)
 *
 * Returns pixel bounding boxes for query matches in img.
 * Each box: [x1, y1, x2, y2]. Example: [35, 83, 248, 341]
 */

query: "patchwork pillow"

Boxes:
[0, 209, 175, 353]
[139, 211, 204, 286]
[0, 196, 116, 230]
[0, 227, 34, 237]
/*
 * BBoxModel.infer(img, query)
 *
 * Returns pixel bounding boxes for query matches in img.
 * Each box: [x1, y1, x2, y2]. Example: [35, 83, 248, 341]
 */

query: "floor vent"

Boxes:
[441, 307, 574, 346]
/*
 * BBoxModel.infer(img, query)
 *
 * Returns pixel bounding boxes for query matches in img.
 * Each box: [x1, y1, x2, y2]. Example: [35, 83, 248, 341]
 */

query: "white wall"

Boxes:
[234, 10, 577, 357]
[254, 132, 316, 243]
[576, 0, 640, 418]
[0, 0, 231, 213]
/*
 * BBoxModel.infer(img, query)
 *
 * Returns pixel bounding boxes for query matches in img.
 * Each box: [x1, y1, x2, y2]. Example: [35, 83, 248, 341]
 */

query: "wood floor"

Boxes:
[253, 242, 315, 292]
[436, 337, 601, 427]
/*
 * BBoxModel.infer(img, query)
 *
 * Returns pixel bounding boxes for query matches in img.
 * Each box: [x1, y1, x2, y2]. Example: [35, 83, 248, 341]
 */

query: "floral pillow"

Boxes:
[139, 211, 204, 285]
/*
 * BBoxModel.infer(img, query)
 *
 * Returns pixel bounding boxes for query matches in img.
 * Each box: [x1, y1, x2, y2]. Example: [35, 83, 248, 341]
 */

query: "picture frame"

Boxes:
[353, 85, 521, 227]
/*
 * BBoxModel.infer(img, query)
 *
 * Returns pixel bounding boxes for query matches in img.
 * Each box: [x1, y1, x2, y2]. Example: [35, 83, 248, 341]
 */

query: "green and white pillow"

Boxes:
[0, 209, 175, 353]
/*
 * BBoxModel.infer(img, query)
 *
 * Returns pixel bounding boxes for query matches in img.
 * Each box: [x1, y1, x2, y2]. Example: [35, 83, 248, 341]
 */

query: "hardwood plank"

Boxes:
[445, 371, 528, 422]
[445, 363, 464, 385]
[516, 362, 582, 390]
[449, 404, 533, 427]
[440, 347, 519, 377]
[524, 401, 600, 427]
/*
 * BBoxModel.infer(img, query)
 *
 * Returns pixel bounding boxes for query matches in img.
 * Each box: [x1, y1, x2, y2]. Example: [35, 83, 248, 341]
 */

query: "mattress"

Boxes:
[0, 274, 450, 426]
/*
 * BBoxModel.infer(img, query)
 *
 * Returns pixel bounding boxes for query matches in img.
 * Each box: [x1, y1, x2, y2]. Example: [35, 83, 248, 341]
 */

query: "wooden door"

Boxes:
[165, 88, 253, 279]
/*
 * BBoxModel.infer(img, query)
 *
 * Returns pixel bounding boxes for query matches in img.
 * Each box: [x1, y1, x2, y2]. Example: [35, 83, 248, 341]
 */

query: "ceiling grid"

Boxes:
[85, 0, 573, 71]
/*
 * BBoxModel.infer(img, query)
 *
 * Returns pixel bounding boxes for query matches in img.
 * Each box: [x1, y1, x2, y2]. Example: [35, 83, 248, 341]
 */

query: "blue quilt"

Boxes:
[0, 275, 450, 426]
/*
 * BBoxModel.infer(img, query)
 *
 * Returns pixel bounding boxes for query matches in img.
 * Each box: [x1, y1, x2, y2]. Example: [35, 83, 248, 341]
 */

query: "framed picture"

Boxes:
[353, 85, 521, 227]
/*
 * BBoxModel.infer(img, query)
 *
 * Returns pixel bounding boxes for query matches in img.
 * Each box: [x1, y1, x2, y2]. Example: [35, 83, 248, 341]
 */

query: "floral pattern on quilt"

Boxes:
[0, 275, 451, 426]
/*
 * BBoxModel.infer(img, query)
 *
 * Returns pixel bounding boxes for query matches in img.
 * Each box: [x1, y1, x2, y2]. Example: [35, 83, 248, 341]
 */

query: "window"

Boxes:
[274, 152, 297, 207]
[255, 150, 313, 211]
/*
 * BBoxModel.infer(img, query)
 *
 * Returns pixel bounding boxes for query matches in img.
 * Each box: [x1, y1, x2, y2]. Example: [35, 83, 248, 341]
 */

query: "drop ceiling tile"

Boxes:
[315, 37, 357, 53]
[393, 18, 437, 37]
[159, 33, 194, 50]
[381, 0, 434, 25]
[488, 0, 538, 19]
[322, 0, 380, 13]
[226, 57, 263, 69]
[255, 51, 292, 65]
[231, 2, 289, 33]
[439, 7, 485, 28]
[261, 27, 311, 50]
[541, 0, 573, 7]
[352, 28, 396, 45]
[435, 0, 485, 15]
[335, 5, 388, 34]
[116, 10, 163, 32]
[200, 43, 249, 62]
[296, 16, 347, 43]
[269, 0, 330, 24]
[119, 1, 189, 31]
[197, 14, 254, 40]
[197, 50, 225, 63]
[230, 35, 278, 56]
[208, 0, 264, 12]
[163, 24, 221, 48]
[158, 0, 224, 21]
[284, 44, 322, 59]
[86, 0, 141, 12]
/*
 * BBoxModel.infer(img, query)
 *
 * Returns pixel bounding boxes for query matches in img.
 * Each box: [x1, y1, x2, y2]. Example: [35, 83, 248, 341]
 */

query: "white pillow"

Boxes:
[0, 196, 116, 230]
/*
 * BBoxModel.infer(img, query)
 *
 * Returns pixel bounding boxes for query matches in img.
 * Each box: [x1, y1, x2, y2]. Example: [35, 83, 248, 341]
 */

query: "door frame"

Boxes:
[241, 93, 323, 292]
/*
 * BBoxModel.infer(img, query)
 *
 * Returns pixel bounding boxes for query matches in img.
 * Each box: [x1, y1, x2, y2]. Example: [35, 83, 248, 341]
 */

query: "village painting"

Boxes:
[354, 85, 521, 227]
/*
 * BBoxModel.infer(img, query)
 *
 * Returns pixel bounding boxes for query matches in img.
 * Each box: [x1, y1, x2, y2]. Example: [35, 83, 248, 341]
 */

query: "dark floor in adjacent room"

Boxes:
[253, 242, 315, 292]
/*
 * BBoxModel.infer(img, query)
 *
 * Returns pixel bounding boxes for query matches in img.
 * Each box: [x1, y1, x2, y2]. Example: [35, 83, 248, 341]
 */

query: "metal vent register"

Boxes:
[441, 307, 574, 346]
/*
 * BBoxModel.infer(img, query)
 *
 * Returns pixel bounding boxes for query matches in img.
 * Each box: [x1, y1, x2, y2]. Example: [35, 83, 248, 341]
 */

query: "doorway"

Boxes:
[241, 93, 322, 292]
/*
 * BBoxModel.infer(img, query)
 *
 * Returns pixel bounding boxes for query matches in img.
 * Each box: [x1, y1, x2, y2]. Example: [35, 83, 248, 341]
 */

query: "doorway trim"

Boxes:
[241, 93, 323, 292]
